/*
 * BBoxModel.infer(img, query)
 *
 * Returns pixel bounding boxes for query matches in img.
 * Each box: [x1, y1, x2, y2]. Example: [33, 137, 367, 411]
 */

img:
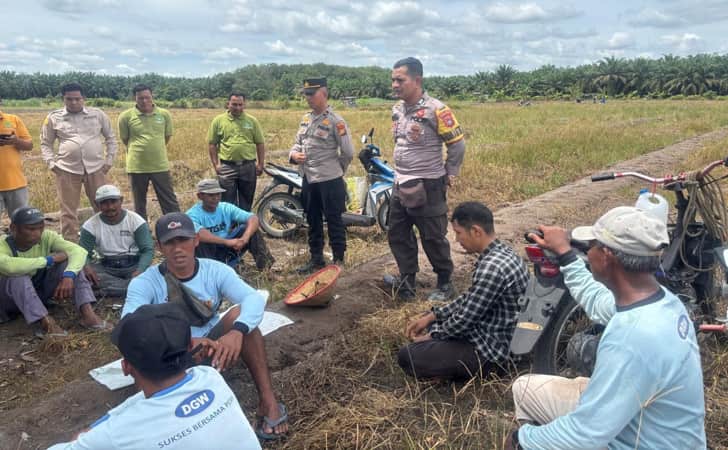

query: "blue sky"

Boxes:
[5, 0, 728, 76]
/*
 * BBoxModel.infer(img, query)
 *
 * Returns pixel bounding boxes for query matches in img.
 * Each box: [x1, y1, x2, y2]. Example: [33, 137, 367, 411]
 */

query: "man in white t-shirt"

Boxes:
[48, 302, 261, 450]
[79, 185, 154, 297]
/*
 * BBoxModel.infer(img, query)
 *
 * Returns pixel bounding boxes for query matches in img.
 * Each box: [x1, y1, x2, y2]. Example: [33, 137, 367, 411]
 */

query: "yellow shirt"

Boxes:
[0, 111, 31, 191]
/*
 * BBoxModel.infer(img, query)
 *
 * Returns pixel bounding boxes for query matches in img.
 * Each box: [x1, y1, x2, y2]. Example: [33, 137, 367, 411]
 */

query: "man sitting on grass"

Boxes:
[48, 303, 261, 449]
[505, 207, 705, 449]
[80, 184, 154, 298]
[0, 206, 107, 336]
[398, 201, 528, 380]
[122, 212, 288, 440]
[186, 178, 274, 271]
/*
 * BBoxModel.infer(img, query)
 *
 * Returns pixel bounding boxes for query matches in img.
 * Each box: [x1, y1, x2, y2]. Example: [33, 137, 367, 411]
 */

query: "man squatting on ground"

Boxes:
[384, 57, 466, 302]
[80, 184, 154, 298]
[505, 207, 706, 449]
[118, 84, 180, 220]
[289, 77, 354, 274]
[398, 202, 528, 380]
[0, 207, 106, 336]
[48, 303, 261, 449]
[122, 212, 288, 440]
[41, 82, 117, 241]
[186, 178, 274, 270]
[0, 100, 33, 219]
[208, 93, 266, 212]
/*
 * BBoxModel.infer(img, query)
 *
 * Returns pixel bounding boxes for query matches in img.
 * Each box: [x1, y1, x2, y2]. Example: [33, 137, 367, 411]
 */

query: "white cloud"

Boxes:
[607, 32, 634, 50]
[120, 49, 141, 57]
[91, 26, 114, 37]
[661, 33, 702, 52]
[485, 2, 582, 23]
[207, 47, 247, 59]
[115, 63, 137, 72]
[627, 8, 682, 28]
[370, 2, 439, 26]
[265, 40, 296, 56]
[47, 57, 76, 72]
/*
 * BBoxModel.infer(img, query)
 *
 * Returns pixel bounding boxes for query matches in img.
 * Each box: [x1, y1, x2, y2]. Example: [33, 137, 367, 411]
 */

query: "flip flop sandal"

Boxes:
[80, 320, 111, 331]
[33, 328, 69, 339]
[255, 402, 288, 441]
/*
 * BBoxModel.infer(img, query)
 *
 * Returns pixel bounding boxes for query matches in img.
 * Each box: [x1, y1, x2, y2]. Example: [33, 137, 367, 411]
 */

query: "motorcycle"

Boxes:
[510, 158, 728, 376]
[254, 128, 394, 239]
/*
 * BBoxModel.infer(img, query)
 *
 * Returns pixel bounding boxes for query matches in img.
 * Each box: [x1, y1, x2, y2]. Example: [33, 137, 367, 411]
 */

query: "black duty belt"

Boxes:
[220, 159, 255, 166]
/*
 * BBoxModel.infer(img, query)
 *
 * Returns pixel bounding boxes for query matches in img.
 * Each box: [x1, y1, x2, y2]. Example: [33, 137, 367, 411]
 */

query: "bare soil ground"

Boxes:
[1, 128, 728, 449]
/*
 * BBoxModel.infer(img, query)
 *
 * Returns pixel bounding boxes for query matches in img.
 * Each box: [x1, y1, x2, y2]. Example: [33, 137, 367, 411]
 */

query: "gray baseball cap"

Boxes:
[95, 184, 122, 202]
[571, 206, 669, 256]
[196, 179, 226, 194]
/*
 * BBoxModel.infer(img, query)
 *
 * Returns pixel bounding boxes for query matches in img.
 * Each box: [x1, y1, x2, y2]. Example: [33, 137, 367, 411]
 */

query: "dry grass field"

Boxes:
[3, 99, 728, 449]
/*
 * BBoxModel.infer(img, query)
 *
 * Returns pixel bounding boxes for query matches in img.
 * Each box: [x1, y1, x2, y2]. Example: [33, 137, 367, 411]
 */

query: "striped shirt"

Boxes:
[430, 239, 529, 363]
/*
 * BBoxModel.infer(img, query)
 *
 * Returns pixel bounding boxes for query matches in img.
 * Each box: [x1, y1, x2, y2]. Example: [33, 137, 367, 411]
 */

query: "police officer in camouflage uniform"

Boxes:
[383, 57, 466, 301]
[289, 78, 354, 274]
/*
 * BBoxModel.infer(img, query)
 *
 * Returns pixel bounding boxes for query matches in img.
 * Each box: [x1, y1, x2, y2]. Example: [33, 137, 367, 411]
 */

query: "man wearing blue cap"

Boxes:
[0, 206, 107, 336]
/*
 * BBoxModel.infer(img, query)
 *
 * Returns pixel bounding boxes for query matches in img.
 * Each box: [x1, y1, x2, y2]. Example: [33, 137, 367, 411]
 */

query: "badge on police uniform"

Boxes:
[336, 122, 347, 136]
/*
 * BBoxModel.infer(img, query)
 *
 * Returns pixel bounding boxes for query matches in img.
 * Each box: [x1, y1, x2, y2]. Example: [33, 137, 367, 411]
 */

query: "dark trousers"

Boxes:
[129, 171, 180, 220]
[195, 225, 273, 269]
[397, 339, 491, 380]
[302, 176, 346, 260]
[387, 177, 453, 284]
[217, 160, 257, 211]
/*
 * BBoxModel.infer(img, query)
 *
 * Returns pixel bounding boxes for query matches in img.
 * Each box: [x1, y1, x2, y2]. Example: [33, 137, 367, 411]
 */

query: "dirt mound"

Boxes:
[3, 128, 727, 448]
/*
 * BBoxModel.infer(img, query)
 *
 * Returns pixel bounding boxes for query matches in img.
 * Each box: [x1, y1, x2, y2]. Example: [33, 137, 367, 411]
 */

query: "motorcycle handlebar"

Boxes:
[589, 157, 728, 185]
[591, 173, 615, 182]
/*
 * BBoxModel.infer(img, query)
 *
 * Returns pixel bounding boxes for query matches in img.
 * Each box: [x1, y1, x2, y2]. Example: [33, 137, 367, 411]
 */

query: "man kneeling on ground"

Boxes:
[186, 178, 274, 270]
[80, 184, 154, 298]
[0, 206, 107, 336]
[48, 303, 261, 449]
[505, 207, 705, 449]
[398, 201, 528, 379]
[123, 212, 288, 440]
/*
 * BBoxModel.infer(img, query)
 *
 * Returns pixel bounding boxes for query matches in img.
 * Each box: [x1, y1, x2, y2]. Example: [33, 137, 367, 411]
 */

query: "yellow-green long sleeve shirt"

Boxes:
[0, 230, 88, 276]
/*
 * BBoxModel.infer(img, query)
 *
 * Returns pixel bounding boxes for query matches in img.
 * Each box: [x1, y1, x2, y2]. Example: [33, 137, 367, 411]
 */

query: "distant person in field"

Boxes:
[123, 212, 288, 440]
[118, 84, 180, 220]
[398, 202, 528, 380]
[288, 77, 354, 274]
[0, 206, 108, 337]
[186, 178, 274, 270]
[41, 82, 118, 241]
[48, 303, 261, 450]
[0, 97, 33, 219]
[208, 93, 266, 211]
[384, 57, 466, 301]
[80, 184, 154, 298]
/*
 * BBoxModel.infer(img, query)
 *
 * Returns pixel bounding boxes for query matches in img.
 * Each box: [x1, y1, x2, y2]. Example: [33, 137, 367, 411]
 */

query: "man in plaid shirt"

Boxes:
[398, 201, 529, 379]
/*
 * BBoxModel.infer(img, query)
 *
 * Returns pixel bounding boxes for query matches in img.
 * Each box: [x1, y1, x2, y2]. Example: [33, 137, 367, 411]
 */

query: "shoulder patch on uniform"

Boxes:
[436, 106, 463, 144]
[336, 122, 347, 136]
[43, 117, 49, 126]
[322, 119, 330, 126]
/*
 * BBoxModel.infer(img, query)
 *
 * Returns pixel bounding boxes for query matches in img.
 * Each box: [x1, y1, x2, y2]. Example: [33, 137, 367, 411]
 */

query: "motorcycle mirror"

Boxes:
[368, 128, 374, 138]
[361, 134, 367, 144]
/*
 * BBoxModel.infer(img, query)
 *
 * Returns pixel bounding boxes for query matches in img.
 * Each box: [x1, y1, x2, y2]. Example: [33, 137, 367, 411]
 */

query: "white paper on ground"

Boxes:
[89, 291, 293, 391]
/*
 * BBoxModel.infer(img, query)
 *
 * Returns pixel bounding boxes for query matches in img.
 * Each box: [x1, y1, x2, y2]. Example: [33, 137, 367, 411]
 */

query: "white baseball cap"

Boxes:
[572, 206, 669, 256]
[95, 184, 122, 202]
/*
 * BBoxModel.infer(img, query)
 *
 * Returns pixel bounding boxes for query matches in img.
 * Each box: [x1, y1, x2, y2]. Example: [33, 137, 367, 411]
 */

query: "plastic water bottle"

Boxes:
[635, 188, 669, 224]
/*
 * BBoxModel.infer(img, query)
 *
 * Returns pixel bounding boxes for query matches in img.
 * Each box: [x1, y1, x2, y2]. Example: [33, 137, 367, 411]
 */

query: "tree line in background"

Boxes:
[2, 54, 728, 105]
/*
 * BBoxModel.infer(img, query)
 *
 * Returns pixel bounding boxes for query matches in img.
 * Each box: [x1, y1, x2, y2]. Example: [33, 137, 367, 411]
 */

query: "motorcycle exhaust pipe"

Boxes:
[270, 204, 305, 226]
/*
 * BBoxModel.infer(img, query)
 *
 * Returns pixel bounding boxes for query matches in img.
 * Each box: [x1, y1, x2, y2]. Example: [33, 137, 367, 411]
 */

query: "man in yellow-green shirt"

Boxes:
[118, 84, 180, 220]
[208, 93, 266, 211]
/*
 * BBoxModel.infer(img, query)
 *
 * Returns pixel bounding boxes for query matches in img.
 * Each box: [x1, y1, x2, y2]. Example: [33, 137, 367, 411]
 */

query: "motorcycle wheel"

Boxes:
[257, 192, 303, 239]
[532, 296, 595, 377]
[377, 199, 390, 232]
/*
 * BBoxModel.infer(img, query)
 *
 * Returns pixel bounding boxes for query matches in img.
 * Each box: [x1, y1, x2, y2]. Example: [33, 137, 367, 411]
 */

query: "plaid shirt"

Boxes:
[430, 239, 529, 363]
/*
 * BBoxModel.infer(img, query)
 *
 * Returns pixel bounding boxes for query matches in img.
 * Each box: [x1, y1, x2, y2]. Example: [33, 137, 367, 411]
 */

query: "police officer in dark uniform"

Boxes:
[384, 57, 466, 301]
[288, 78, 354, 274]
